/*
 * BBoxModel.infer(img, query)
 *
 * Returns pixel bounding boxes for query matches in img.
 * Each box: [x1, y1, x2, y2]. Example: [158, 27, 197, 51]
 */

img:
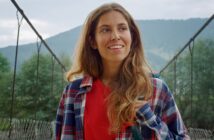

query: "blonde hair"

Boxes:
[67, 3, 153, 133]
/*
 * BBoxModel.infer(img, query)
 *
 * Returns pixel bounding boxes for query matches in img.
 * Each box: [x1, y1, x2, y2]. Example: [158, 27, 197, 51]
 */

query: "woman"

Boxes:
[56, 3, 190, 140]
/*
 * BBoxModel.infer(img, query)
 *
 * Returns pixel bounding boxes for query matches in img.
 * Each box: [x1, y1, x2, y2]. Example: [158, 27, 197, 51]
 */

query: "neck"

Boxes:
[101, 60, 121, 86]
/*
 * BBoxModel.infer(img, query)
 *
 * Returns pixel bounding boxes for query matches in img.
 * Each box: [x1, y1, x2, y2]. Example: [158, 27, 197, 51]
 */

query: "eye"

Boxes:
[118, 26, 128, 31]
[100, 27, 110, 33]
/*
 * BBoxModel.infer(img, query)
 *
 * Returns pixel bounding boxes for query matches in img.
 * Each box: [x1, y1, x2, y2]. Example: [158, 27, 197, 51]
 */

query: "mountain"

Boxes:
[0, 18, 213, 71]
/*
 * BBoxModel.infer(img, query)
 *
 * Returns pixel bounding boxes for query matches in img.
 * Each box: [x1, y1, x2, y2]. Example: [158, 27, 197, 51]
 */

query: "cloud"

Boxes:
[119, 0, 214, 20]
[0, 18, 60, 47]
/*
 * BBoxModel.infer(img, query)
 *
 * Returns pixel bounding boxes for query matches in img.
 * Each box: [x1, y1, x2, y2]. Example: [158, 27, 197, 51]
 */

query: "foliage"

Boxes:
[0, 53, 12, 118]
[161, 39, 214, 129]
[0, 50, 71, 121]
[13, 53, 69, 121]
[0, 53, 10, 73]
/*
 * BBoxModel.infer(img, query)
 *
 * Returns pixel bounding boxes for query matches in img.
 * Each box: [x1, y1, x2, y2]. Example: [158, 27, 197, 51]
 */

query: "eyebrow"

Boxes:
[97, 23, 128, 29]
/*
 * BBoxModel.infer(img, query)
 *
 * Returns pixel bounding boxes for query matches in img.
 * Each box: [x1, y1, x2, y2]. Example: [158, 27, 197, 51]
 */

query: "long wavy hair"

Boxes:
[66, 3, 153, 133]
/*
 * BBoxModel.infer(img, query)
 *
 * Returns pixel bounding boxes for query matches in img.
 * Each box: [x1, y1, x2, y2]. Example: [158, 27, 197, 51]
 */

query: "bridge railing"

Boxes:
[0, 118, 54, 140]
[160, 14, 214, 133]
[1, 118, 214, 140]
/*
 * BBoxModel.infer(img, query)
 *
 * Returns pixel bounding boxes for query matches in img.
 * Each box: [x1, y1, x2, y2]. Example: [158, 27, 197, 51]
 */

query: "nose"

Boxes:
[111, 30, 120, 40]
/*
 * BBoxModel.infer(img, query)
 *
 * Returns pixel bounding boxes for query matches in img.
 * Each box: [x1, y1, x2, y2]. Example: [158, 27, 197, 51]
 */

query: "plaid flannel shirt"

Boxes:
[55, 75, 190, 140]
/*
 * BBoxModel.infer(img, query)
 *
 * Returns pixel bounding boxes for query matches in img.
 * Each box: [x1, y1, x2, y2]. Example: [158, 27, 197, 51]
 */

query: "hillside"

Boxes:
[0, 18, 213, 71]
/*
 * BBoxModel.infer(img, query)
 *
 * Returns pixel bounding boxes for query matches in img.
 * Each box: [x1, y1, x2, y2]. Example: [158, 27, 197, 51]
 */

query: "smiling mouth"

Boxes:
[108, 45, 123, 49]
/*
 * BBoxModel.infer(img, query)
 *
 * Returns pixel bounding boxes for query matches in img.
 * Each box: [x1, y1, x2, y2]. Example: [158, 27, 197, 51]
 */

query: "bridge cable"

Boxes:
[173, 58, 177, 95]
[61, 68, 65, 92]
[9, 10, 23, 138]
[34, 38, 42, 119]
[160, 14, 214, 74]
[51, 56, 56, 97]
[10, 0, 66, 72]
[188, 38, 195, 127]
[36, 38, 42, 87]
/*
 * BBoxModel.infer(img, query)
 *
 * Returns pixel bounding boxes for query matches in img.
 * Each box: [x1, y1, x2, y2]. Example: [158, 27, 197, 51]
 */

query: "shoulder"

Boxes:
[151, 77, 168, 92]
[62, 75, 93, 95]
[150, 77, 173, 100]
[63, 78, 83, 94]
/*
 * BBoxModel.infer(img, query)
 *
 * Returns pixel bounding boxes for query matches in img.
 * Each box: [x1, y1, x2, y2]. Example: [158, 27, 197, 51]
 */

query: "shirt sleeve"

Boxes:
[136, 79, 190, 140]
[55, 89, 65, 140]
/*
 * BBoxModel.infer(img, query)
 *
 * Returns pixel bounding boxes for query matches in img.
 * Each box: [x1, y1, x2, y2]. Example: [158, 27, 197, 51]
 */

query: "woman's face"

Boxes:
[94, 11, 132, 64]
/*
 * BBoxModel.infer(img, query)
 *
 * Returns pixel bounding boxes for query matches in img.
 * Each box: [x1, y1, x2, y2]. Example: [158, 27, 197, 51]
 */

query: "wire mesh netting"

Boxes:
[0, 118, 55, 140]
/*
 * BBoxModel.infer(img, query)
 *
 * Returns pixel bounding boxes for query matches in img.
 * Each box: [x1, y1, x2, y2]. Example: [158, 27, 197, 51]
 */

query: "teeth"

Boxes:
[109, 45, 123, 49]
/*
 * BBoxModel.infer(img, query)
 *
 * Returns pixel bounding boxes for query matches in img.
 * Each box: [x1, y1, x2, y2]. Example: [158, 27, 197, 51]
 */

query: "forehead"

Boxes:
[97, 11, 128, 27]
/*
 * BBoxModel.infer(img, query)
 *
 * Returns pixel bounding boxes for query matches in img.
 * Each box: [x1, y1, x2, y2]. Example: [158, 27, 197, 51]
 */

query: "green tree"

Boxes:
[0, 53, 12, 117]
[190, 39, 214, 129]
[15, 53, 69, 121]
[0, 53, 10, 73]
[161, 39, 214, 129]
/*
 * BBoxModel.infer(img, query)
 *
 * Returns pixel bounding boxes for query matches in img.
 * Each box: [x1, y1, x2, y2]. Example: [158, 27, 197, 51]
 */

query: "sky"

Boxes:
[0, 0, 214, 48]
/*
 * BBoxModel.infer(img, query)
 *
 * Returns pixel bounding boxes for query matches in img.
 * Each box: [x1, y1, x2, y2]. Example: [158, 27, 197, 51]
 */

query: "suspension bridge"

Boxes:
[0, 0, 213, 139]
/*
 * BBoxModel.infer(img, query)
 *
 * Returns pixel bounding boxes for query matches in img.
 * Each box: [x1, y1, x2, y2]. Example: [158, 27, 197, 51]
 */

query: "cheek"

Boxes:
[127, 37, 132, 48]
[129, 37, 132, 45]
[96, 36, 109, 48]
[125, 32, 132, 45]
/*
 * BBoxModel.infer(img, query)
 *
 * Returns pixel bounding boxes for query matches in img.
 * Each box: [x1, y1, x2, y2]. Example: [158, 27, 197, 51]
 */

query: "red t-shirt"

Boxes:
[84, 79, 116, 140]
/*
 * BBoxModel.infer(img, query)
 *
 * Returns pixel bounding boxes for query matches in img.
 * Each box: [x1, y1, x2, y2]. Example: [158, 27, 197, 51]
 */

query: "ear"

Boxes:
[91, 43, 97, 49]
[89, 36, 97, 49]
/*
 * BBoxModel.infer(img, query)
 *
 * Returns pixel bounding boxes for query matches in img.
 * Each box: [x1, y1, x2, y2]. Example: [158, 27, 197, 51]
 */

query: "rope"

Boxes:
[51, 56, 56, 97]
[9, 10, 23, 138]
[160, 14, 214, 74]
[188, 39, 195, 127]
[173, 58, 177, 95]
[10, 0, 67, 121]
[33, 38, 42, 120]
[36, 38, 42, 86]
[10, 0, 66, 72]
[61, 67, 64, 93]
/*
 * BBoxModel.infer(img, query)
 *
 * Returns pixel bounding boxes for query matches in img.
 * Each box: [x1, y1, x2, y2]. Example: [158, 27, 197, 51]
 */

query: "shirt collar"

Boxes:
[80, 75, 93, 88]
